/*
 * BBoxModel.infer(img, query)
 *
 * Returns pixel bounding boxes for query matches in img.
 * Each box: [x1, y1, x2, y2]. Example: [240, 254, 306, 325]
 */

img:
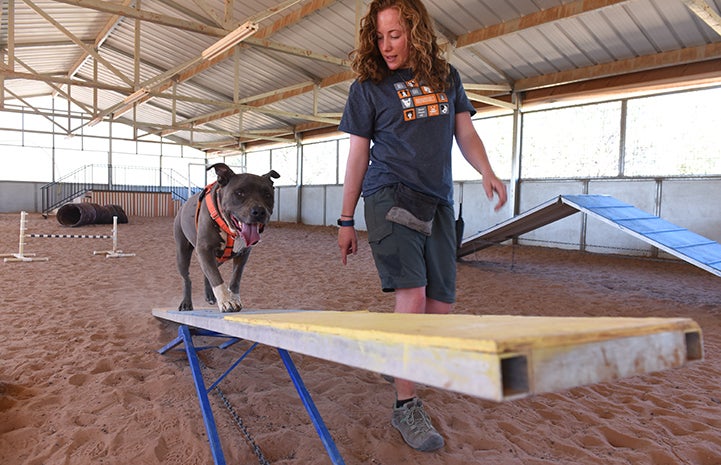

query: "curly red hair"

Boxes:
[350, 0, 450, 91]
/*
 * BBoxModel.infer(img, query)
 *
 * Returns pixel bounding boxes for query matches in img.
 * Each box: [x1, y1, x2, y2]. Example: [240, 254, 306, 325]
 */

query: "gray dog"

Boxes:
[174, 163, 279, 312]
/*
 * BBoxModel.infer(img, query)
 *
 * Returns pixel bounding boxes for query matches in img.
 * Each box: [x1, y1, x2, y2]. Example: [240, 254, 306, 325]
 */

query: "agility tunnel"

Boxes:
[57, 203, 128, 227]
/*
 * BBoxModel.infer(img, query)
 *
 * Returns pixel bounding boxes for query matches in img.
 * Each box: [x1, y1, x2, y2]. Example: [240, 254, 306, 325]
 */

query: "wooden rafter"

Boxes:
[22, 0, 134, 87]
[0, 67, 128, 93]
[11, 56, 94, 115]
[66, 0, 133, 80]
[2, 87, 71, 133]
[515, 42, 721, 92]
[682, 0, 721, 36]
[68, 0, 342, 134]
[456, 0, 631, 48]
[51, 0, 229, 37]
[3, 0, 720, 148]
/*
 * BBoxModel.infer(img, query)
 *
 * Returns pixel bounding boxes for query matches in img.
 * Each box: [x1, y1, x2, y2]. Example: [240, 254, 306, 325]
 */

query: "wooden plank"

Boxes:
[458, 196, 577, 255]
[153, 308, 702, 402]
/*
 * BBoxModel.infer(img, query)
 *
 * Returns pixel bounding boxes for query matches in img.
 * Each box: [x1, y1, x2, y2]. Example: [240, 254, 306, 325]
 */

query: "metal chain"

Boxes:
[214, 385, 271, 465]
[198, 357, 271, 465]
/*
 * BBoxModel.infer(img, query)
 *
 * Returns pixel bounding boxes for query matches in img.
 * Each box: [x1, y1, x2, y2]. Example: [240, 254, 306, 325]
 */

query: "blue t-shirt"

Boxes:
[338, 65, 475, 205]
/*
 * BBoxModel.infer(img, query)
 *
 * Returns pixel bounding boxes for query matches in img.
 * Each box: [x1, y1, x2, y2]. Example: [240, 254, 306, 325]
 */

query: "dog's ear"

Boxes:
[263, 170, 280, 184]
[207, 163, 235, 186]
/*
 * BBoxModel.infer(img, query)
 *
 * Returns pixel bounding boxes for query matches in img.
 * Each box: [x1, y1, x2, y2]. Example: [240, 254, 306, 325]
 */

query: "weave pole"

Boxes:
[2, 211, 135, 262]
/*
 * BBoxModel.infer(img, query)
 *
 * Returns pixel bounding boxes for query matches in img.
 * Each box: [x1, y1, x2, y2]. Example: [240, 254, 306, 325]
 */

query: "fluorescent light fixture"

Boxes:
[202, 21, 258, 61]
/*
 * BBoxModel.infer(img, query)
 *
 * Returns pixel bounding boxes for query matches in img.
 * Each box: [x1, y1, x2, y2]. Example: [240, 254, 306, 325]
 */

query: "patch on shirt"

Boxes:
[394, 78, 449, 122]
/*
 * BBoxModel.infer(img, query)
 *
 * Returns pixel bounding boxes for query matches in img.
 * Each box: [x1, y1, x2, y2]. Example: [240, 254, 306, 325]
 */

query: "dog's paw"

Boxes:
[220, 305, 242, 313]
[178, 300, 194, 311]
[213, 285, 242, 312]
[205, 292, 217, 305]
[219, 299, 242, 312]
[220, 294, 243, 312]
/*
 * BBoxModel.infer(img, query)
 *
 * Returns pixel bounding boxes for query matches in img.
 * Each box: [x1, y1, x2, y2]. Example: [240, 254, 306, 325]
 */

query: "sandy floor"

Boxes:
[1, 213, 720, 465]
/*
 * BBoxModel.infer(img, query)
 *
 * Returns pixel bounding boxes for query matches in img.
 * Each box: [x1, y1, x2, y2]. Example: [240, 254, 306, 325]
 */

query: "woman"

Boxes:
[337, 0, 507, 452]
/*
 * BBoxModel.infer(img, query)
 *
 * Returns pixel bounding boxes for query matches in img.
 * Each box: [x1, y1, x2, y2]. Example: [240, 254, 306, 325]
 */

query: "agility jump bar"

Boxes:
[28, 233, 112, 239]
[2, 211, 135, 261]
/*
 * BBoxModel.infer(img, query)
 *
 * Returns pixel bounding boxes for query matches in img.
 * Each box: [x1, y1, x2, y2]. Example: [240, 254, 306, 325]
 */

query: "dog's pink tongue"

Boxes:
[241, 223, 261, 246]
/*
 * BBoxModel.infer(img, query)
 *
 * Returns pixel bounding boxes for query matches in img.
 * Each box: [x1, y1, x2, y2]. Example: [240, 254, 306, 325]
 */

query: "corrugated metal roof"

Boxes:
[1, 0, 720, 154]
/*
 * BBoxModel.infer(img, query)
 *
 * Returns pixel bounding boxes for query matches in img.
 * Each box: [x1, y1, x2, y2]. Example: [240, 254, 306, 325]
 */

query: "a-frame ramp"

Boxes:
[458, 194, 721, 278]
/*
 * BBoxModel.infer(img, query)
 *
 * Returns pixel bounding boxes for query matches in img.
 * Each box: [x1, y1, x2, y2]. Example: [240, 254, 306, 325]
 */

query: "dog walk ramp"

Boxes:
[458, 194, 721, 278]
[154, 308, 702, 402]
[154, 308, 702, 464]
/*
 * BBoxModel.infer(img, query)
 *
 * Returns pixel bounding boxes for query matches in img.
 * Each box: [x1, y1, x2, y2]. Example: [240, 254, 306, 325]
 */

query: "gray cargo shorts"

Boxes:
[363, 185, 456, 303]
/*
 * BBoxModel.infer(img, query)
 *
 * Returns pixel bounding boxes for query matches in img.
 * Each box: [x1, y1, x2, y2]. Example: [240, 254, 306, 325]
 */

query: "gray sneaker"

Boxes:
[391, 398, 444, 452]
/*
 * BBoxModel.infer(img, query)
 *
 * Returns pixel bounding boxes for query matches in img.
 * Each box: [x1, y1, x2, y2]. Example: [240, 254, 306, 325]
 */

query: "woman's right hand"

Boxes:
[338, 226, 358, 265]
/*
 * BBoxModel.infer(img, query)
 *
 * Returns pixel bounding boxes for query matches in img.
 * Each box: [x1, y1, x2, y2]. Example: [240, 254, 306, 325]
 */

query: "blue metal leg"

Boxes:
[158, 327, 347, 465]
[158, 334, 184, 354]
[178, 325, 227, 465]
[207, 342, 259, 392]
[278, 348, 346, 465]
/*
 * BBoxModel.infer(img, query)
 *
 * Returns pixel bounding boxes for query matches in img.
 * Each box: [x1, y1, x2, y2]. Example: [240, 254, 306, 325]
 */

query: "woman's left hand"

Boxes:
[484, 174, 508, 212]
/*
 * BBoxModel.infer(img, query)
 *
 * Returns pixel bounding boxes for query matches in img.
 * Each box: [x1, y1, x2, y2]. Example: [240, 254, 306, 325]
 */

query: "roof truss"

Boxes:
[0, 0, 719, 152]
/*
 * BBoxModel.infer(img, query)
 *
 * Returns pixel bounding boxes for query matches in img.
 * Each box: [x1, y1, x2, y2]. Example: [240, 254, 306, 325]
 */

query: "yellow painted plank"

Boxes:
[223, 310, 700, 354]
[153, 308, 702, 401]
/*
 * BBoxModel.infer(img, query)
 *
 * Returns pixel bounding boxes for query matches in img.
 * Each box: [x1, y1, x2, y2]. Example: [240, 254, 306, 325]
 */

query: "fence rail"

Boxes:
[40, 164, 201, 214]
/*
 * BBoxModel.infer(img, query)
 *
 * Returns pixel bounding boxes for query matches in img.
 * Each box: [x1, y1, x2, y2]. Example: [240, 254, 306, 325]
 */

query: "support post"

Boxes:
[177, 325, 227, 465]
[278, 349, 346, 465]
[158, 325, 346, 465]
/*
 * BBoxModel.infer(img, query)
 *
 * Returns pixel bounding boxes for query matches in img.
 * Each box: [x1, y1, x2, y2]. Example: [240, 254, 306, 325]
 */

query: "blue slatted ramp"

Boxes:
[458, 194, 721, 278]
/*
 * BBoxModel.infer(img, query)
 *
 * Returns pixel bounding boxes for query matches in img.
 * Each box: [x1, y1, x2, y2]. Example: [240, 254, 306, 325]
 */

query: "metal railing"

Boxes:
[40, 164, 202, 214]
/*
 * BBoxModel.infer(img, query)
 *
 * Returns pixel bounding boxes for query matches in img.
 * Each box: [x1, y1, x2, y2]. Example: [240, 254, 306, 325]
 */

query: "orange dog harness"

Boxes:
[195, 182, 238, 263]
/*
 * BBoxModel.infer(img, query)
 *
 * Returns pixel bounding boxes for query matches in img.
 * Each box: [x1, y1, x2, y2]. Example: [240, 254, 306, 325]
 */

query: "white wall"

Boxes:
[0, 181, 44, 213]
[275, 176, 721, 260]
[4, 177, 720, 261]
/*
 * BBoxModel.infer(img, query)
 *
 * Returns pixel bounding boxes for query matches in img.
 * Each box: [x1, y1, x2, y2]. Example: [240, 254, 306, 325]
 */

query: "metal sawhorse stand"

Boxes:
[158, 324, 346, 465]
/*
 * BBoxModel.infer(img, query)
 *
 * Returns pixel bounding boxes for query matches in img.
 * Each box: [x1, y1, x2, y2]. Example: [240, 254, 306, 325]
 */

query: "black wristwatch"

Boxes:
[337, 218, 355, 227]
